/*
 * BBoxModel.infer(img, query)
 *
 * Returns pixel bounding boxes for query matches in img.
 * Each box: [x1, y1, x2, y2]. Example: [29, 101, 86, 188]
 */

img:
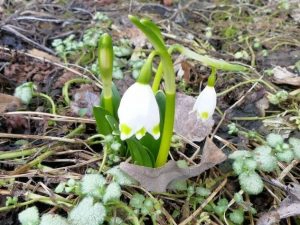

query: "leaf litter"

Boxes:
[120, 138, 226, 192]
[0, 0, 300, 224]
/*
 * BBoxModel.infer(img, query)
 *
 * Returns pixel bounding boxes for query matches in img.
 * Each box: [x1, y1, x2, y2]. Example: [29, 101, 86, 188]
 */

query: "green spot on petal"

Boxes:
[136, 127, 146, 139]
[120, 124, 132, 135]
[152, 124, 160, 135]
[200, 112, 209, 120]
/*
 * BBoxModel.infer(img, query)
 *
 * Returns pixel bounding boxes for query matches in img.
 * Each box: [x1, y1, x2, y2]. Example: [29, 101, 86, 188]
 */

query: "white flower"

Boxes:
[193, 86, 216, 121]
[118, 83, 160, 140]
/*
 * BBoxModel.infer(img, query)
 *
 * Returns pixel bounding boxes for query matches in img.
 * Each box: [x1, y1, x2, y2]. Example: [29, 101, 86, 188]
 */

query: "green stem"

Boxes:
[99, 145, 108, 172]
[62, 78, 91, 105]
[151, 215, 158, 225]
[33, 93, 56, 114]
[152, 45, 177, 92]
[106, 201, 140, 225]
[152, 62, 163, 92]
[98, 33, 114, 115]
[0, 148, 38, 160]
[0, 199, 37, 212]
[217, 79, 276, 96]
[207, 67, 217, 87]
[155, 93, 175, 167]
[171, 44, 248, 72]
[26, 192, 73, 208]
[101, 81, 113, 115]
[137, 50, 158, 84]
[232, 115, 278, 121]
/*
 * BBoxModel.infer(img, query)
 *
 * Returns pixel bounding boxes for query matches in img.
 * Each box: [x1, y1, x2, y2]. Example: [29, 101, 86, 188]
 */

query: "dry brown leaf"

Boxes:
[27, 49, 61, 63]
[162, 0, 173, 6]
[291, 7, 300, 23]
[255, 96, 269, 117]
[272, 66, 300, 86]
[174, 92, 214, 142]
[120, 138, 226, 192]
[257, 181, 300, 225]
[70, 85, 99, 117]
[0, 93, 22, 113]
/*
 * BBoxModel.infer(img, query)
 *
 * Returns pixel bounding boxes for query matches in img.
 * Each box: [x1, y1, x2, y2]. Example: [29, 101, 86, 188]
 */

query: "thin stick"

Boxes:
[3, 111, 95, 124]
[179, 178, 227, 225]
[0, 133, 84, 144]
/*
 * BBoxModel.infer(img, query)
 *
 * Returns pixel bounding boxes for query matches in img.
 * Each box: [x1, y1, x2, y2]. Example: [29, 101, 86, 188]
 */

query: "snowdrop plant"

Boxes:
[93, 15, 247, 168]
[118, 51, 160, 141]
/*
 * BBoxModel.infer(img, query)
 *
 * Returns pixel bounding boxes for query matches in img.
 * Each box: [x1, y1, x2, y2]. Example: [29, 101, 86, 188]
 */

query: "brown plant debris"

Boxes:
[0, 93, 22, 113]
[120, 138, 226, 192]
[70, 84, 100, 117]
[272, 66, 300, 86]
[257, 180, 300, 225]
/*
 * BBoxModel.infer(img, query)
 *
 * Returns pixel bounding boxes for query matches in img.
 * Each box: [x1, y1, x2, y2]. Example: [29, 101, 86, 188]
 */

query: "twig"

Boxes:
[179, 178, 227, 225]
[3, 111, 96, 124]
[1, 25, 55, 54]
[0, 133, 84, 144]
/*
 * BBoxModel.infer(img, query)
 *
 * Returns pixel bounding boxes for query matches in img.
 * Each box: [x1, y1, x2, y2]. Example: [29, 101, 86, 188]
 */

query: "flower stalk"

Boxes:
[129, 15, 176, 167]
[98, 33, 114, 115]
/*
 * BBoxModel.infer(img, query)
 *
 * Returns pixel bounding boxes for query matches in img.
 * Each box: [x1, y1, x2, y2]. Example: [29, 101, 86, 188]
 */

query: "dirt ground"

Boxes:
[0, 0, 300, 224]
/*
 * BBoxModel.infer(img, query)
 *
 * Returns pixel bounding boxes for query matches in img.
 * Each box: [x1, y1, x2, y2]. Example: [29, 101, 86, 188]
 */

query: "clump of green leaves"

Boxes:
[5, 196, 18, 206]
[229, 133, 300, 194]
[14, 82, 36, 105]
[227, 123, 239, 135]
[54, 178, 80, 195]
[130, 193, 162, 219]
[267, 90, 288, 105]
[18, 206, 40, 225]
[19, 173, 125, 225]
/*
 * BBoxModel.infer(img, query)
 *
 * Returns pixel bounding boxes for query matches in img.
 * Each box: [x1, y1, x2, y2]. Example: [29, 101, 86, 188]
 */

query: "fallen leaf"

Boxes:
[255, 96, 269, 117]
[162, 0, 173, 6]
[0, 93, 22, 113]
[174, 93, 214, 142]
[272, 66, 300, 86]
[262, 117, 294, 138]
[257, 180, 300, 225]
[291, 7, 300, 23]
[53, 71, 79, 88]
[27, 49, 61, 63]
[70, 85, 100, 117]
[120, 138, 226, 192]
[113, 27, 147, 49]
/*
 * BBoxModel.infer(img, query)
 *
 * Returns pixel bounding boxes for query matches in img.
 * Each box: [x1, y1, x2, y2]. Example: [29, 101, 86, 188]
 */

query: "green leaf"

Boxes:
[140, 18, 164, 44]
[93, 106, 112, 135]
[126, 138, 154, 167]
[100, 82, 120, 119]
[140, 90, 166, 160]
[105, 115, 119, 132]
[128, 15, 167, 53]
[14, 82, 35, 105]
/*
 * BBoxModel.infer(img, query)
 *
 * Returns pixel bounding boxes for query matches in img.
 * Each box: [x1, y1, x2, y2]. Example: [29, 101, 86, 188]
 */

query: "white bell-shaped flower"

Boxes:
[193, 85, 216, 121]
[118, 83, 160, 140]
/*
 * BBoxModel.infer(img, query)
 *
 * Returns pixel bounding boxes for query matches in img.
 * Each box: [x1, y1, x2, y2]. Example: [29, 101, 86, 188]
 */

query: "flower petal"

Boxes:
[118, 83, 160, 140]
[193, 86, 216, 121]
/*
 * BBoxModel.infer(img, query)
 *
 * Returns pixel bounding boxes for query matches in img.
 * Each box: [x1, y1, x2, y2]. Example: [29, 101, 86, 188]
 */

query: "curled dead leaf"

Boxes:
[120, 138, 226, 192]
[70, 85, 99, 117]
[0, 93, 22, 113]
[257, 180, 300, 225]
[272, 66, 300, 86]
